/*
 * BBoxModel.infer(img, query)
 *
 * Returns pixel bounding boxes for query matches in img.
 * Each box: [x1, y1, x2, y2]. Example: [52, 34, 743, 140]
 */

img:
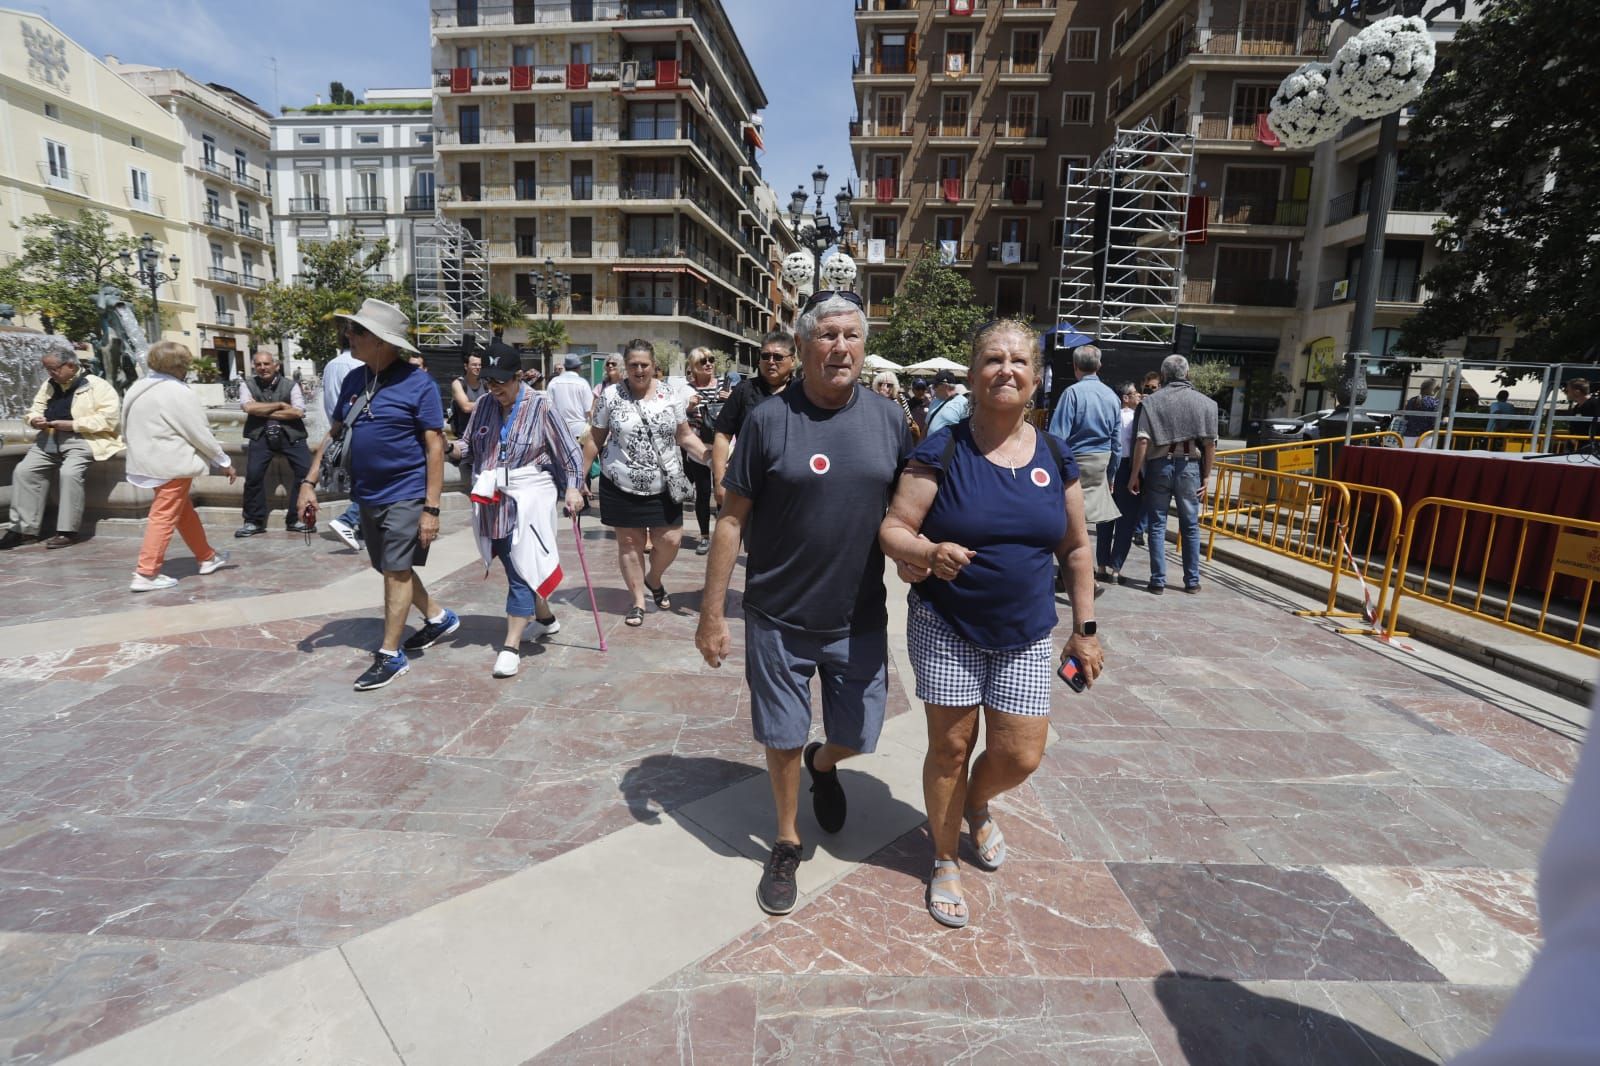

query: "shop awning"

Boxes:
[611, 264, 709, 283]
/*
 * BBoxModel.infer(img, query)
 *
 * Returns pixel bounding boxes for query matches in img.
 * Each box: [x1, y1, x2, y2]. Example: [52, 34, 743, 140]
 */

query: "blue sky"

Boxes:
[13, 0, 857, 215]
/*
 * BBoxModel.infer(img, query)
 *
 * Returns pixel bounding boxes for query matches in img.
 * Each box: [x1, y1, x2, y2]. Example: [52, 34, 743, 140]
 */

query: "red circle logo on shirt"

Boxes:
[1031, 467, 1051, 487]
[810, 454, 831, 475]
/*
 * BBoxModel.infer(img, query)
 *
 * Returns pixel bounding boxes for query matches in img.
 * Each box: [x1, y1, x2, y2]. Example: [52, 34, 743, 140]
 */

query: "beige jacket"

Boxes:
[122, 374, 231, 482]
[26, 373, 126, 461]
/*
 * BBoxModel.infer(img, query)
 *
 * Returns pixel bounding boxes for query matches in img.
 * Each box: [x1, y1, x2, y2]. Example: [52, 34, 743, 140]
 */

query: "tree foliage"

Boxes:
[1400, 0, 1600, 365]
[487, 292, 529, 337]
[524, 318, 567, 355]
[1186, 360, 1234, 398]
[871, 254, 989, 367]
[0, 210, 149, 341]
[251, 235, 409, 368]
[328, 81, 357, 106]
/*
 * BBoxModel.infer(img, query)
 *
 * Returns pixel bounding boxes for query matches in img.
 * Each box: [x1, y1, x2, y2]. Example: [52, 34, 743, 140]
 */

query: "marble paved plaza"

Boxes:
[0, 515, 1584, 1064]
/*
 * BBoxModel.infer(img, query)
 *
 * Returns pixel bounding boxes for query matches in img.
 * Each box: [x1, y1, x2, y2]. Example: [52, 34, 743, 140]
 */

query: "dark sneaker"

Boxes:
[1147, 583, 1165, 596]
[0, 530, 39, 550]
[286, 520, 315, 534]
[804, 741, 847, 834]
[234, 522, 266, 538]
[757, 840, 803, 915]
[402, 609, 460, 651]
[1184, 584, 1202, 594]
[354, 650, 409, 691]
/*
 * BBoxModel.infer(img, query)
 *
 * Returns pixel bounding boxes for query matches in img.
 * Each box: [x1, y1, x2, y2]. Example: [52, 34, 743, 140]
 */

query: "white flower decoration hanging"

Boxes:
[818, 252, 858, 290]
[1327, 15, 1437, 120]
[781, 251, 814, 287]
[1267, 62, 1349, 149]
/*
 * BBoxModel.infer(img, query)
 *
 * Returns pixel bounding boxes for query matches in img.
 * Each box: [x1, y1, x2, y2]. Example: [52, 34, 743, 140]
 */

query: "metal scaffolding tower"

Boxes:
[411, 216, 488, 349]
[1057, 120, 1196, 349]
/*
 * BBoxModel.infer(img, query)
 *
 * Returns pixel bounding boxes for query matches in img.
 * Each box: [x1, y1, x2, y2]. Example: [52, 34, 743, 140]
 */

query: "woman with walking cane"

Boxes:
[452, 342, 586, 678]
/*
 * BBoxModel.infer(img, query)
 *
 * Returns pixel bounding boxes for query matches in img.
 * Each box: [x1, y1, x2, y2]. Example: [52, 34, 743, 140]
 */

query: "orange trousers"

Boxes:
[136, 478, 216, 577]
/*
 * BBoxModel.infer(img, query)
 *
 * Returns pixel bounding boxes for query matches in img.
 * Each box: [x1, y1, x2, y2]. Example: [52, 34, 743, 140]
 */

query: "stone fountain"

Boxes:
[0, 326, 73, 439]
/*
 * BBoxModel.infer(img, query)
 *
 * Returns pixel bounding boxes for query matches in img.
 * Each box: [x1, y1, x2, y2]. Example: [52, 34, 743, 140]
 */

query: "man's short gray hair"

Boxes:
[43, 348, 79, 368]
[1161, 354, 1190, 382]
[1072, 345, 1102, 373]
[796, 296, 868, 347]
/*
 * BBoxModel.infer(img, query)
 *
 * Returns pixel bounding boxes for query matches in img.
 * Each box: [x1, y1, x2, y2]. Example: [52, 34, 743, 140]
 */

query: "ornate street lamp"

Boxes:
[529, 256, 570, 380]
[117, 232, 180, 342]
[785, 163, 854, 292]
[1278, 0, 1454, 441]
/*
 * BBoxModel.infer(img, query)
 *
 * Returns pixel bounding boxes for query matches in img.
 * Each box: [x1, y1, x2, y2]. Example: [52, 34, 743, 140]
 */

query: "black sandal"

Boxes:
[645, 581, 670, 610]
[625, 606, 645, 627]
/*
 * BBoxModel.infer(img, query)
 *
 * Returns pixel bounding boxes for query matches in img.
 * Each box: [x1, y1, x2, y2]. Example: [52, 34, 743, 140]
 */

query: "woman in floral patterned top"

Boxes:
[586, 340, 709, 626]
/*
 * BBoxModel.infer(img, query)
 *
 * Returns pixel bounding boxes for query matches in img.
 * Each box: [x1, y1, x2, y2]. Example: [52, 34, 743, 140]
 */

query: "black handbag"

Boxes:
[322, 376, 381, 491]
[263, 422, 289, 453]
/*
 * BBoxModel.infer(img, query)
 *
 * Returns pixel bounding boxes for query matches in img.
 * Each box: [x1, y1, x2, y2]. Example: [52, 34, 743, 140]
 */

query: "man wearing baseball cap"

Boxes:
[925, 370, 970, 435]
[297, 298, 457, 691]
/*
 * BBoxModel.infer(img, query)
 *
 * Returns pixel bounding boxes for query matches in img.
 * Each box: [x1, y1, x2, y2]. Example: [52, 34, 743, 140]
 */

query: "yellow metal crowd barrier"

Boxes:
[1217, 431, 1402, 468]
[1385, 499, 1600, 656]
[1414, 430, 1590, 454]
[1205, 461, 1404, 628]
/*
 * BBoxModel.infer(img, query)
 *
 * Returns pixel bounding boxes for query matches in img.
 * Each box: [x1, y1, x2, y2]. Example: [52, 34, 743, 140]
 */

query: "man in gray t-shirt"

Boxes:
[697, 292, 912, 917]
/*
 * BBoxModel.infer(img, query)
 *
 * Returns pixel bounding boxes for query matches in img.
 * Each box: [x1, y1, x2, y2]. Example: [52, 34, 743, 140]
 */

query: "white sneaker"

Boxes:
[492, 648, 520, 678]
[198, 551, 230, 576]
[129, 573, 178, 592]
[524, 615, 561, 640]
[329, 517, 363, 551]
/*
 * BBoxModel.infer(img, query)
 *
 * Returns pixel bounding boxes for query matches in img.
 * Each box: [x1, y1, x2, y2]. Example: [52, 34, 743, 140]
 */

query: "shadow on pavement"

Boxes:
[1153, 971, 1434, 1065]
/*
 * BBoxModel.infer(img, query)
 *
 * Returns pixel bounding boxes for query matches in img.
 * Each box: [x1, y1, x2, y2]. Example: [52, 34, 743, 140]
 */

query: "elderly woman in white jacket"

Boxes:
[121, 340, 237, 592]
[451, 342, 586, 678]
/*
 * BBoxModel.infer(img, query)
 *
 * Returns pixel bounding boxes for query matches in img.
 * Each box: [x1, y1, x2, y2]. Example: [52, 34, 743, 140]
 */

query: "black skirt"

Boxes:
[598, 474, 682, 529]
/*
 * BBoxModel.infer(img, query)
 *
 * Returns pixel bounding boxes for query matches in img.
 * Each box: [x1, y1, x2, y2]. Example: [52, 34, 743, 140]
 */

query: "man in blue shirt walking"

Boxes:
[1047, 345, 1123, 582]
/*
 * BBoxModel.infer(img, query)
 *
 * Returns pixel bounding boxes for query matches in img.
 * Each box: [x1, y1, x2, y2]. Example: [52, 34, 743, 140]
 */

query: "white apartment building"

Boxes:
[0, 10, 193, 342]
[269, 88, 436, 326]
[111, 60, 274, 376]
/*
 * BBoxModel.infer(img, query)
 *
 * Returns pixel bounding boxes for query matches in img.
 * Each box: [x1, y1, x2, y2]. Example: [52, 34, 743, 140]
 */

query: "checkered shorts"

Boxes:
[906, 596, 1054, 717]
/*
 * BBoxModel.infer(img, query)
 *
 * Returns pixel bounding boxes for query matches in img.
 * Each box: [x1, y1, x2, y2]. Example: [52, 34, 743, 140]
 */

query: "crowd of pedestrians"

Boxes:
[2, 293, 1247, 928]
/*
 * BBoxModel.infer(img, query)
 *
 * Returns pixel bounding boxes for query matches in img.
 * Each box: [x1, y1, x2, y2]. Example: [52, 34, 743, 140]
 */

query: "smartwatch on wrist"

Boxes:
[421, 505, 441, 517]
[1074, 620, 1098, 638]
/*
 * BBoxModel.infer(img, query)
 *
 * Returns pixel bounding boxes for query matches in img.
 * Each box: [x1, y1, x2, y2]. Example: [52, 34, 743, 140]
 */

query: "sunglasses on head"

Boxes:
[801, 289, 865, 313]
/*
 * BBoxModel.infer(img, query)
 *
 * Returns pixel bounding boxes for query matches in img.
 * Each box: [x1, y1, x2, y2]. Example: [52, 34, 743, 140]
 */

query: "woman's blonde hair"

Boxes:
[971, 318, 1041, 375]
[870, 371, 900, 398]
[145, 339, 194, 377]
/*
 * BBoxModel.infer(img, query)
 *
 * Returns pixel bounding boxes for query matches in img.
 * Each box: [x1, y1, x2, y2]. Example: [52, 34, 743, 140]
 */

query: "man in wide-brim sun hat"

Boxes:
[298, 298, 458, 691]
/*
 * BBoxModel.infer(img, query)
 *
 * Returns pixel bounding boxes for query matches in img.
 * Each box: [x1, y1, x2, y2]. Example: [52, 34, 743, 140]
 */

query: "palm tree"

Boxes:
[486, 293, 529, 338]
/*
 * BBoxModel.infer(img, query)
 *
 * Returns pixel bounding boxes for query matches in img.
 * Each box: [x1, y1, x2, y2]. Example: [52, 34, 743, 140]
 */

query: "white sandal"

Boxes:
[927, 858, 969, 928]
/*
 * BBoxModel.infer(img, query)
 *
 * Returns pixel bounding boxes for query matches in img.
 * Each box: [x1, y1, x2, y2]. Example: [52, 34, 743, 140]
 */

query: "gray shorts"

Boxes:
[745, 609, 888, 753]
[359, 499, 431, 574]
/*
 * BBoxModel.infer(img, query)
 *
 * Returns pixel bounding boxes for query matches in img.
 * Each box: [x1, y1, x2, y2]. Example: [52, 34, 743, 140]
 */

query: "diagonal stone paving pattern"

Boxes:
[0, 516, 1582, 1064]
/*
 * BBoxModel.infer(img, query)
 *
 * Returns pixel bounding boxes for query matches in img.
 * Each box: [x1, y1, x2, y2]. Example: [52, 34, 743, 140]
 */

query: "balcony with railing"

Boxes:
[287, 197, 328, 215]
[992, 178, 1046, 204]
[1115, 0, 1176, 50]
[849, 117, 916, 139]
[1183, 276, 1297, 308]
[1209, 195, 1310, 227]
[1317, 274, 1426, 307]
[984, 242, 1042, 266]
[200, 209, 235, 233]
[932, 0, 988, 15]
[620, 296, 681, 316]
[923, 178, 978, 204]
[1000, 0, 1058, 13]
[1115, 21, 1331, 115]
[435, 123, 623, 147]
[211, 310, 236, 326]
[237, 221, 267, 242]
[852, 51, 918, 76]
[996, 116, 1049, 141]
[124, 188, 167, 217]
[37, 161, 90, 195]
[347, 196, 388, 214]
[934, 55, 984, 78]
[1194, 113, 1273, 142]
[207, 266, 240, 286]
[239, 273, 265, 290]
[927, 116, 978, 140]
[1326, 182, 1440, 224]
[234, 170, 263, 194]
[405, 193, 436, 212]
[998, 54, 1053, 78]
[855, 0, 916, 12]
[868, 178, 906, 204]
[199, 157, 232, 181]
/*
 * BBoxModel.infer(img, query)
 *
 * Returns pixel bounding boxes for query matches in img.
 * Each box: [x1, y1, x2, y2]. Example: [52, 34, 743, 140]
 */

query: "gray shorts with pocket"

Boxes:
[744, 608, 888, 753]
[359, 499, 432, 574]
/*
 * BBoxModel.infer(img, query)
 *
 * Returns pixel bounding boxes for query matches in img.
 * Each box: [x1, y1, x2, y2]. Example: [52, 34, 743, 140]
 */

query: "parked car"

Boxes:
[1247, 409, 1394, 444]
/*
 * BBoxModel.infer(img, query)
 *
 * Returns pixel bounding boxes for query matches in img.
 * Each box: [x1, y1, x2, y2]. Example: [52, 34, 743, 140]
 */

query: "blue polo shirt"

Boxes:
[334, 362, 445, 506]
[1048, 372, 1121, 460]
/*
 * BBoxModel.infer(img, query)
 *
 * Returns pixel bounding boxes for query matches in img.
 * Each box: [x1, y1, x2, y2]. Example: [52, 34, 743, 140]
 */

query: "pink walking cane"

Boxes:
[570, 510, 607, 652]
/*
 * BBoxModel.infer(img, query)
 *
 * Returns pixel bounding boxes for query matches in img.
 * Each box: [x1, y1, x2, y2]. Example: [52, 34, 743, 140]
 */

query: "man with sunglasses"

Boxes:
[697, 290, 914, 916]
[710, 328, 796, 509]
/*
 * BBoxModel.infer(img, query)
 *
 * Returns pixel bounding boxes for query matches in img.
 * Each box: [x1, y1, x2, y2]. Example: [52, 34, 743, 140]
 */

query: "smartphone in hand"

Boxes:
[1057, 656, 1087, 693]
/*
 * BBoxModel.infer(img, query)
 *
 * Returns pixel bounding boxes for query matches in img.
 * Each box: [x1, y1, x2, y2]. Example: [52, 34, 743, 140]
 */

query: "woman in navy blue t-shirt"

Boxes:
[880, 319, 1105, 929]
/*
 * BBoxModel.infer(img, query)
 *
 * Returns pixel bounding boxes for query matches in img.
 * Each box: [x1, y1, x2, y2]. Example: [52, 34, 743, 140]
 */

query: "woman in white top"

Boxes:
[121, 340, 237, 592]
[586, 339, 708, 626]
[1097, 381, 1143, 582]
